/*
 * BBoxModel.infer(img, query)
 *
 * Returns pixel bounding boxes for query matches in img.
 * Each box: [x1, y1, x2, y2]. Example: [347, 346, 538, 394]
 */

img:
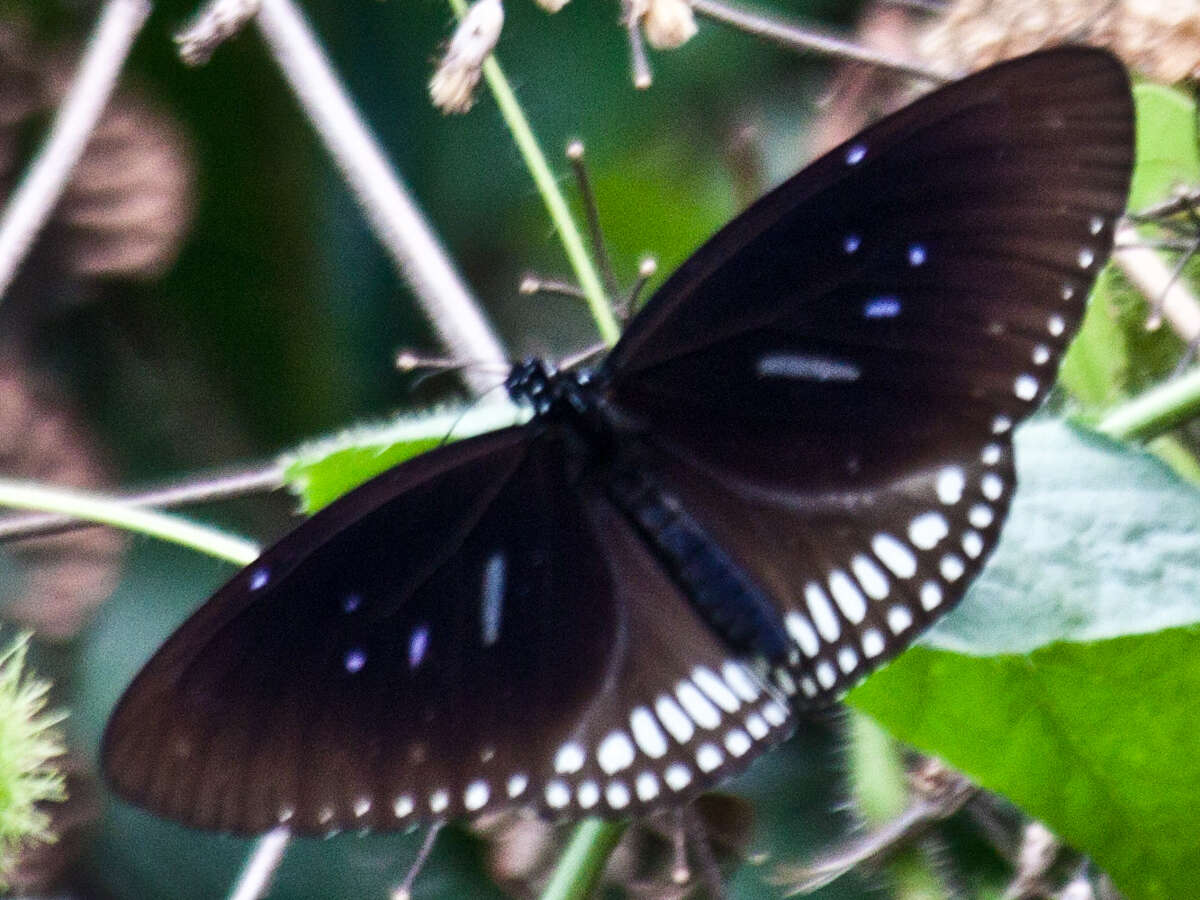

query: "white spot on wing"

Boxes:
[846, 143, 867, 165]
[507, 774, 528, 798]
[655, 695, 695, 744]
[430, 790, 449, 814]
[696, 743, 724, 772]
[982, 473, 1004, 501]
[872, 533, 917, 578]
[745, 713, 768, 739]
[597, 731, 636, 774]
[1015, 374, 1039, 401]
[887, 605, 914, 634]
[909, 511, 949, 550]
[394, 796, 414, 818]
[837, 645, 858, 673]
[757, 353, 862, 382]
[630, 707, 668, 758]
[408, 625, 430, 670]
[816, 661, 837, 689]
[962, 530, 984, 558]
[354, 797, 371, 818]
[864, 295, 902, 319]
[636, 772, 660, 801]
[850, 555, 889, 601]
[664, 763, 692, 791]
[936, 466, 966, 505]
[464, 781, 489, 811]
[1077, 248, 1095, 269]
[545, 780, 570, 809]
[480, 552, 506, 646]
[829, 569, 869, 622]
[725, 729, 752, 757]
[1048, 315, 1065, 336]
[722, 661, 760, 702]
[577, 781, 600, 809]
[920, 581, 943, 610]
[805, 582, 841, 642]
[861, 628, 885, 658]
[969, 504, 994, 528]
[693, 666, 741, 712]
[676, 681, 721, 730]
[940, 554, 965, 582]
[554, 742, 585, 774]
[786, 611, 820, 657]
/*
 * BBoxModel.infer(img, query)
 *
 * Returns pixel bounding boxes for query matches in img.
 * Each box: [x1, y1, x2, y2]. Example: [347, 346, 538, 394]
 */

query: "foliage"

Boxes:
[0, 635, 66, 887]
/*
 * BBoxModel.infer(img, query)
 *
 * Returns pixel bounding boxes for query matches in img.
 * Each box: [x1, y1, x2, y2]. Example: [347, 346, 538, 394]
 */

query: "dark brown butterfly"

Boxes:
[103, 47, 1134, 835]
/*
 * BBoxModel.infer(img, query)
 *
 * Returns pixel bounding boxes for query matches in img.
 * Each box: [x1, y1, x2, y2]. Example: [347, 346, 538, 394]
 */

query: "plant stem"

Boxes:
[0, 463, 284, 542]
[1096, 366, 1200, 442]
[690, 0, 947, 83]
[0, 0, 151, 302]
[539, 819, 627, 900]
[0, 479, 260, 566]
[228, 827, 291, 900]
[447, 0, 621, 347]
[254, 0, 509, 393]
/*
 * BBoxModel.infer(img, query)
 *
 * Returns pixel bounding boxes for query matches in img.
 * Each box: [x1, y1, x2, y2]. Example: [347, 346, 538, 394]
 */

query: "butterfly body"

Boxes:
[103, 48, 1134, 835]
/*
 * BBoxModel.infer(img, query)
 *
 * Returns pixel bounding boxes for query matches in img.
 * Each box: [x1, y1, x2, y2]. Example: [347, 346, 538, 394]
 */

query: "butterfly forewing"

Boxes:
[602, 48, 1134, 701]
[103, 426, 790, 833]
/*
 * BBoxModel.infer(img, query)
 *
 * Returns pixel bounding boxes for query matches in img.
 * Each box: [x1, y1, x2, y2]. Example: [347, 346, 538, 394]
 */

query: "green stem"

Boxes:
[0, 478, 259, 566]
[539, 819, 627, 900]
[1095, 366, 1200, 441]
[446, 0, 621, 347]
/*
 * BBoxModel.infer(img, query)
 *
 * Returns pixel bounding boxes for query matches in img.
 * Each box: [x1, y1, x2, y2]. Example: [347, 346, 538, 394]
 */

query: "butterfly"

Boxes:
[102, 47, 1134, 835]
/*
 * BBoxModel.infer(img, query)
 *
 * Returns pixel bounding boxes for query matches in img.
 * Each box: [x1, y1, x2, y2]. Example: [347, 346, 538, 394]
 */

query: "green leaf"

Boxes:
[280, 401, 525, 513]
[925, 420, 1200, 654]
[1126, 82, 1200, 212]
[849, 420, 1200, 900]
[1060, 82, 1197, 408]
[851, 629, 1200, 900]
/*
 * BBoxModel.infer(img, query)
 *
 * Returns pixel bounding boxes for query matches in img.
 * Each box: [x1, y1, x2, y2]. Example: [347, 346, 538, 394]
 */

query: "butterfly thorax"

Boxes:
[506, 358, 601, 421]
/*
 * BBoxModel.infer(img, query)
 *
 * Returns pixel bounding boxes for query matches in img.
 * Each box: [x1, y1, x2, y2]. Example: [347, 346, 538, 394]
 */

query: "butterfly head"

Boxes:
[505, 358, 598, 421]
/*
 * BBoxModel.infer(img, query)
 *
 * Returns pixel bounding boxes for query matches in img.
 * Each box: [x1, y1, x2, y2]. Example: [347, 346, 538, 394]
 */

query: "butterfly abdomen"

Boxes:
[605, 461, 791, 663]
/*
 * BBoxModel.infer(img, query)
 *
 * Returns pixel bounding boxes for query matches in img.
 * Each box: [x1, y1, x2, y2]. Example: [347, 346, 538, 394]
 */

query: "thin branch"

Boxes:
[0, 479, 260, 566]
[539, 819, 627, 900]
[1113, 222, 1200, 344]
[253, 0, 509, 394]
[228, 827, 291, 900]
[0, 0, 151, 301]
[690, 0, 948, 83]
[444, 0, 621, 347]
[0, 463, 284, 542]
[1096, 366, 1200, 442]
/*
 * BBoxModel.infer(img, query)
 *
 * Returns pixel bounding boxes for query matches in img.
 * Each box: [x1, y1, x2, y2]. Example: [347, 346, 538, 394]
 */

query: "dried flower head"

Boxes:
[921, 0, 1200, 82]
[0, 24, 195, 282]
[430, 0, 505, 115]
[0, 635, 65, 889]
[642, 0, 698, 50]
[0, 360, 125, 639]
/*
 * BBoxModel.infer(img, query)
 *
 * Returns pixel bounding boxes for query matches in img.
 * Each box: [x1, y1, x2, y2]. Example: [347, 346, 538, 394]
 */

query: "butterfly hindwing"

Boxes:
[602, 48, 1134, 701]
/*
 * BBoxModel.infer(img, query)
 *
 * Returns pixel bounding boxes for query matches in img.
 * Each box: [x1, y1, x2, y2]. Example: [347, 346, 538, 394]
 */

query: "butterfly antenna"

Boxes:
[395, 349, 510, 392]
[438, 379, 512, 448]
[620, 0, 653, 89]
[392, 821, 444, 900]
[518, 273, 587, 300]
[567, 140, 622, 299]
